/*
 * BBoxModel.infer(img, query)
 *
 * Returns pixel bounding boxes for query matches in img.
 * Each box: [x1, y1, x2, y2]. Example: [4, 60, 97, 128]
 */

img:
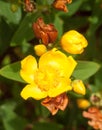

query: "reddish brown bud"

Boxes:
[32, 18, 58, 45]
[53, 0, 72, 12]
[24, 0, 35, 12]
[41, 93, 68, 115]
[83, 107, 102, 130]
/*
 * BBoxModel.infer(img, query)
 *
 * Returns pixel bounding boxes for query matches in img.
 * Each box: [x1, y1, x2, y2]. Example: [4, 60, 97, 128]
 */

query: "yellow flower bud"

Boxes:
[10, 4, 18, 12]
[34, 44, 47, 56]
[72, 80, 86, 95]
[60, 30, 88, 54]
[77, 99, 90, 109]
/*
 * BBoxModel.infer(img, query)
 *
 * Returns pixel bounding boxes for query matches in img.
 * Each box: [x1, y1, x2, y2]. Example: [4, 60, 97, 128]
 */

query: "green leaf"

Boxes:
[73, 61, 100, 80]
[0, 62, 25, 83]
[58, 0, 83, 16]
[0, 101, 27, 130]
[0, 1, 22, 24]
[0, 20, 12, 55]
[33, 122, 63, 130]
[11, 12, 40, 46]
[67, 0, 83, 16]
[54, 15, 63, 38]
[95, 64, 102, 87]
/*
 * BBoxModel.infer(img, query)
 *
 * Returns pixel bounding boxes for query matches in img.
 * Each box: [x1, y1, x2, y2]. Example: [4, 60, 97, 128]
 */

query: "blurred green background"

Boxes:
[0, 0, 102, 130]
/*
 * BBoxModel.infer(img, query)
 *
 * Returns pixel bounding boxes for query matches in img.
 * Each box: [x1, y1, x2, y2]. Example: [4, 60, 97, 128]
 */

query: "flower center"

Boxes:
[34, 67, 60, 91]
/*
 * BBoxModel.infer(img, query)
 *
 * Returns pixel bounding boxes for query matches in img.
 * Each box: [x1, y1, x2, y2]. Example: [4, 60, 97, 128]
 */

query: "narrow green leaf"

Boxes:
[54, 15, 63, 38]
[73, 61, 100, 80]
[95, 64, 102, 87]
[0, 20, 13, 55]
[11, 12, 40, 46]
[0, 62, 25, 83]
[67, 0, 83, 16]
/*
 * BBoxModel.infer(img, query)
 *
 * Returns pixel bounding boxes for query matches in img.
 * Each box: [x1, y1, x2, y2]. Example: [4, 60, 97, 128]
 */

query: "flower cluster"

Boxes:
[20, 17, 88, 115]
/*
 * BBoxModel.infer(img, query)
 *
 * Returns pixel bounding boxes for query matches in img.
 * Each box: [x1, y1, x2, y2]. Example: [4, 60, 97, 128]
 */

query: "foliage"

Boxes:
[0, 0, 102, 130]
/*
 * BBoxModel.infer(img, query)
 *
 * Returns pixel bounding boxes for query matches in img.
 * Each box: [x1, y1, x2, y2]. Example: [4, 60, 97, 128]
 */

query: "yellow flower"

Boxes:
[60, 30, 88, 54]
[72, 80, 86, 95]
[34, 44, 47, 56]
[20, 48, 77, 100]
[77, 99, 90, 109]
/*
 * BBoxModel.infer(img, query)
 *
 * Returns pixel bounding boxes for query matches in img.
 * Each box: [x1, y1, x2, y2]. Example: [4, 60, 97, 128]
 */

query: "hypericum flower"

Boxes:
[20, 48, 77, 100]
[60, 30, 88, 54]
[83, 107, 102, 129]
[41, 93, 68, 115]
[71, 80, 86, 95]
[77, 99, 90, 109]
[32, 18, 58, 45]
[34, 44, 47, 56]
[53, 0, 72, 12]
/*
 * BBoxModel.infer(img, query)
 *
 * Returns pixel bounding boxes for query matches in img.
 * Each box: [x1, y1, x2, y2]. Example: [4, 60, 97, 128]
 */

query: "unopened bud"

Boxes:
[34, 44, 47, 56]
[77, 99, 90, 109]
[72, 80, 86, 95]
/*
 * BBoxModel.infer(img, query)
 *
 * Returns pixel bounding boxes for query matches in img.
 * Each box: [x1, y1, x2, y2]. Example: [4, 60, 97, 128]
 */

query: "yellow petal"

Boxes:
[20, 55, 37, 83]
[48, 78, 72, 97]
[20, 84, 47, 100]
[67, 56, 77, 78]
[20, 70, 35, 84]
[39, 48, 77, 78]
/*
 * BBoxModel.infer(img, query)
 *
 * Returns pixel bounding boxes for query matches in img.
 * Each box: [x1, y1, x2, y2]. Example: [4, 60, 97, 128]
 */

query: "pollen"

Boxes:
[34, 68, 60, 91]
